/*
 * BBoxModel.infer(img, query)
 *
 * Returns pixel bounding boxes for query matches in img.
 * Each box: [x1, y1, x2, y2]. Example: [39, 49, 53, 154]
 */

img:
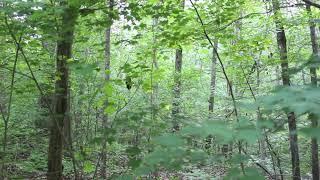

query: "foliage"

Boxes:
[1, 0, 320, 179]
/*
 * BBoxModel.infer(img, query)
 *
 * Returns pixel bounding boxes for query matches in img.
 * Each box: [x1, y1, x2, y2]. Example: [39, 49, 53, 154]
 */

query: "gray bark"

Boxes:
[172, 47, 182, 132]
[209, 41, 218, 112]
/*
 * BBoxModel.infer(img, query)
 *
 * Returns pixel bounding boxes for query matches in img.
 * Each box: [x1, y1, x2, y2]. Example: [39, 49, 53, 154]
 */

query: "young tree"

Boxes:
[208, 41, 218, 112]
[271, 0, 301, 179]
[172, 48, 182, 132]
[101, 0, 114, 178]
[306, 4, 319, 180]
[172, 0, 185, 132]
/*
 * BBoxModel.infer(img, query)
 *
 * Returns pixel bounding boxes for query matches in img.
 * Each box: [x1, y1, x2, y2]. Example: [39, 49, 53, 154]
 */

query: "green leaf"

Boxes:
[236, 129, 260, 144]
[300, 128, 320, 139]
[153, 134, 186, 147]
[240, 167, 265, 180]
[104, 83, 114, 96]
[126, 146, 141, 156]
[83, 161, 94, 173]
[230, 154, 250, 164]
[257, 120, 274, 129]
[104, 105, 116, 114]
[128, 158, 142, 169]
[115, 174, 135, 180]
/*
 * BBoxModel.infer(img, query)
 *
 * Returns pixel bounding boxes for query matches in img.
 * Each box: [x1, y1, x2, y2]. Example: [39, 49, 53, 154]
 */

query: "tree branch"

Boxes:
[189, 0, 238, 117]
[302, 0, 320, 9]
[4, 13, 80, 177]
[0, 66, 33, 79]
[3, 16, 23, 125]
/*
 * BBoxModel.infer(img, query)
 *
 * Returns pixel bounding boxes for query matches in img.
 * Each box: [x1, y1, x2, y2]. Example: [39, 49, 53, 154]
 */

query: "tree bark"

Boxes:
[205, 41, 218, 151]
[256, 59, 267, 160]
[271, 0, 301, 179]
[64, 85, 72, 148]
[306, 4, 319, 180]
[47, 4, 78, 180]
[151, 17, 159, 121]
[101, 0, 114, 178]
[209, 41, 218, 112]
[172, 47, 182, 132]
[172, 0, 184, 132]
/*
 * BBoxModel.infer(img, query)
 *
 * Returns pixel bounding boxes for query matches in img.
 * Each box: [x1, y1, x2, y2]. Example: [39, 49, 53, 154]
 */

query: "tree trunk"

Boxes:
[172, 47, 182, 132]
[209, 41, 218, 112]
[256, 59, 267, 160]
[205, 41, 218, 152]
[151, 17, 159, 121]
[306, 4, 319, 180]
[275, 65, 282, 86]
[64, 85, 71, 149]
[101, 0, 114, 178]
[172, 0, 184, 132]
[0, 74, 5, 179]
[301, 70, 307, 85]
[271, 0, 301, 179]
[47, 4, 78, 180]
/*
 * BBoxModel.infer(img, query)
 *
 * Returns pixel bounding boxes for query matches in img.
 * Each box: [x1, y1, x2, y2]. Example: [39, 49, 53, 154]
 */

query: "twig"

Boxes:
[4, 14, 80, 178]
[302, 0, 320, 9]
[189, 0, 245, 174]
[266, 135, 284, 180]
[211, 11, 271, 33]
[3, 17, 23, 125]
[0, 66, 33, 79]
[189, 0, 238, 118]
[240, 66, 256, 101]
[0, 104, 6, 123]
[93, 152, 102, 179]
[241, 147, 273, 178]
[1, 16, 23, 178]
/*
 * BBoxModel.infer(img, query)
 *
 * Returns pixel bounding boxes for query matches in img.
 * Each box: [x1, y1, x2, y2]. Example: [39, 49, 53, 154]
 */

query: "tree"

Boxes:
[3, 0, 320, 179]
[306, 4, 319, 180]
[172, 0, 185, 132]
[271, 0, 301, 179]
[47, 2, 79, 179]
[101, 0, 114, 178]
[208, 41, 218, 112]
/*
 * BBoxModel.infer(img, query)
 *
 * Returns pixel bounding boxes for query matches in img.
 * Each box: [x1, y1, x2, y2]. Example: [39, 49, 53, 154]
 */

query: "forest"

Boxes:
[1, 0, 320, 179]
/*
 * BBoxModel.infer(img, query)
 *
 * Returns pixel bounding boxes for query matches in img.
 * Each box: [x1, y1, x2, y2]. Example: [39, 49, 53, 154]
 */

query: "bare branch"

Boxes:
[189, 0, 238, 117]
[302, 0, 320, 9]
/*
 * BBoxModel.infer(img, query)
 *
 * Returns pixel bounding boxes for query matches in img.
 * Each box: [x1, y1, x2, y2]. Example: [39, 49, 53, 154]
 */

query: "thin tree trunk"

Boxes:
[151, 17, 159, 121]
[306, 4, 319, 180]
[271, 0, 301, 179]
[172, 47, 182, 132]
[209, 41, 218, 112]
[256, 59, 267, 160]
[0, 29, 21, 179]
[63, 86, 78, 179]
[101, 0, 114, 178]
[1, 121, 8, 178]
[301, 70, 306, 85]
[172, 0, 185, 132]
[275, 65, 281, 86]
[205, 41, 218, 151]
[74, 83, 84, 147]
[152, 18, 159, 71]
[47, 4, 78, 180]
[0, 104, 5, 179]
